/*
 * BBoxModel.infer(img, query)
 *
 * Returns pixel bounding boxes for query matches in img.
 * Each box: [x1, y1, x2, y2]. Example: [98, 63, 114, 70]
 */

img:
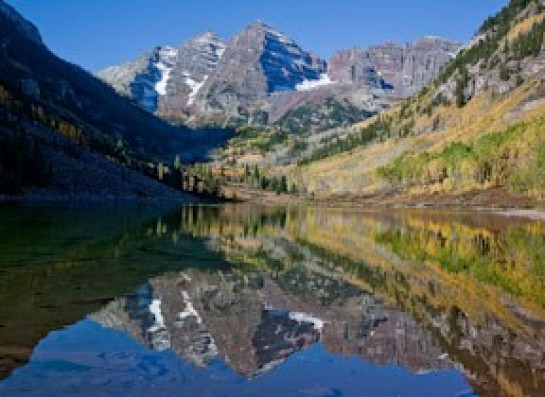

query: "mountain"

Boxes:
[99, 23, 458, 132]
[0, 0, 41, 45]
[291, 0, 545, 203]
[98, 46, 179, 113]
[159, 32, 226, 120]
[329, 36, 462, 98]
[0, 0, 231, 198]
[187, 22, 328, 126]
[98, 32, 227, 116]
[267, 36, 461, 132]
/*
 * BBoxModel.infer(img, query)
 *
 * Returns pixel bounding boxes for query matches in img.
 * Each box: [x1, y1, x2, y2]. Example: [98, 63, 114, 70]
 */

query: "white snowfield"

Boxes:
[295, 73, 333, 91]
[178, 290, 203, 324]
[148, 298, 166, 332]
[155, 63, 173, 95]
[288, 311, 325, 330]
[154, 46, 178, 96]
[185, 75, 207, 105]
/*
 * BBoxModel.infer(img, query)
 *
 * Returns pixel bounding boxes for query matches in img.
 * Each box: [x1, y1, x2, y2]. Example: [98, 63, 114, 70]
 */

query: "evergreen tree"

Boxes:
[499, 63, 511, 81]
[455, 67, 469, 108]
[290, 183, 298, 194]
[280, 175, 288, 193]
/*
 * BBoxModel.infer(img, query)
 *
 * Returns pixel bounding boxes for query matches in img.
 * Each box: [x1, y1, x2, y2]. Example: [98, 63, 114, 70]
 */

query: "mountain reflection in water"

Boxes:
[1, 204, 544, 397]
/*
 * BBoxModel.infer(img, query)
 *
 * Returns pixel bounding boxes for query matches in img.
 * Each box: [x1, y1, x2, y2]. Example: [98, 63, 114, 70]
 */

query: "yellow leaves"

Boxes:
[295, 137, 421, 196]
[423, 158, 447, 185]
[57, 120, 84, 144]
[0, 85, 10, 103]
[506, 11, 545, 43]
[30, 104, 47, 124]
[298, 74, 545, 199]
[291, 208, 545, 330]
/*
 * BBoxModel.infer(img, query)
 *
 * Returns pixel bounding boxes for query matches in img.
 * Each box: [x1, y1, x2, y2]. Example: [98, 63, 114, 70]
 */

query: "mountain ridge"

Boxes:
[98, 21, 460, 131]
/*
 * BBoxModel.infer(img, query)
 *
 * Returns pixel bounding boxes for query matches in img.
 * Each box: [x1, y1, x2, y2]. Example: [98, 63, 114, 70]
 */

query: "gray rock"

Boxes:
[158, 31, 226, 120]
[190, 22, 327, 126]
[437, 1, 545, 105]
[98, 24, 460, 130]
[329, 36, 461, 98]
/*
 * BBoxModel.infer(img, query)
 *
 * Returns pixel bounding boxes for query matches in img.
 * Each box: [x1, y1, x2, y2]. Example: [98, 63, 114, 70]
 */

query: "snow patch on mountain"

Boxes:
[185, 75, 207, 105]
[154, 46, 178, 96]
[148, 299, 166, 332]
[195, 31, 226, 58]
[296, 73, 333, 91]
[177, 291, 203, 324]
[288, 311, 325, 331]
[155, 64, 173, 95]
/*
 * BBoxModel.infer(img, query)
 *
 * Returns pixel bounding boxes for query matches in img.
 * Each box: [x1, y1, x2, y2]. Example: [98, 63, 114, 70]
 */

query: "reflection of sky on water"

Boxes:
[0, 319, 474, 397]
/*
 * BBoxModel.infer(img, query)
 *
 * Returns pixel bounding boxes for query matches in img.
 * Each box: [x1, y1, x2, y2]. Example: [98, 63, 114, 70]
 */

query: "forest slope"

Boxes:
[294, 0, 545, 203]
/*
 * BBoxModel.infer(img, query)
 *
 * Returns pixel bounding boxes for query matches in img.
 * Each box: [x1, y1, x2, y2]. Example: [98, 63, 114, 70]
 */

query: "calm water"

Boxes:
[0, 204, 544, 397]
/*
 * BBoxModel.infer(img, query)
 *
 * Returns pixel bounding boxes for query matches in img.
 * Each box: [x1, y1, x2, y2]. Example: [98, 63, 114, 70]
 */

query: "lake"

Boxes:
[0, 204, 544, 397]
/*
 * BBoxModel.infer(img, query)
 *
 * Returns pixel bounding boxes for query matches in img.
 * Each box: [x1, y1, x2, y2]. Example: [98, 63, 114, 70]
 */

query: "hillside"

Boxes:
[0, 1, 231, 199]
[291, 0, 545, 204]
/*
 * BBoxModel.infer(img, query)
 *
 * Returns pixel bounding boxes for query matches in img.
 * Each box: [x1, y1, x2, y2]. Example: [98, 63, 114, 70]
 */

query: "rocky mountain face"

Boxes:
[98, 22, 459, 131]
[159, 32, 226, 120]
[186, 22, 329, 127]
[437, 0, 545, 105]
[98, 46, 178, 113]
[329, 36, 461, 98]
[98, 32, 227, 117]
[199, 22, 326, 95]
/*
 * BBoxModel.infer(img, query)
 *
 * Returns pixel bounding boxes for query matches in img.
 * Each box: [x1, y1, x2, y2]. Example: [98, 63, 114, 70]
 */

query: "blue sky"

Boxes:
[8, 0, 507, 72]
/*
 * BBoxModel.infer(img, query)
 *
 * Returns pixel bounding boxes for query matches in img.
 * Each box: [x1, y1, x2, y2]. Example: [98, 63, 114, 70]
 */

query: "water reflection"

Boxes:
[1, 205, 544, 396]
[0, 204, 231, 380]
[174, 206, 545, 397]
[90, 267, 452, 378]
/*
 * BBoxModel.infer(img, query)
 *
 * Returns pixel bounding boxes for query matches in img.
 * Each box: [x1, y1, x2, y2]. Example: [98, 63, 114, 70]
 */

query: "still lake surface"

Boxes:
[0, 204, 544, 397]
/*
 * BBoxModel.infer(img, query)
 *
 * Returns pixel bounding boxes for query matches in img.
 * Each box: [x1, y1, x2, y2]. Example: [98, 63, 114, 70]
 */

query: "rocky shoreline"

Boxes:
[229, 184, 545, 215]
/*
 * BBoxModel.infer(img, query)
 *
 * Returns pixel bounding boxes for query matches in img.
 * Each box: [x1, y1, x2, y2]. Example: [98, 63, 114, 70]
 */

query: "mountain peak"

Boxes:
[243, 20, 288, 38]
[152, 45, 177, 56]
[249, 20, 272, 29]
[192, 30, 223, 44]
[181, 31, 226, 58]
[98, 18, 460, 129]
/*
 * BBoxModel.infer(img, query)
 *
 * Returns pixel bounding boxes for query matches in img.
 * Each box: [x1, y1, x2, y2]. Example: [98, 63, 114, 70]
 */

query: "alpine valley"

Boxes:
[2, 0, 545, 207]
[3, 3, 545, 397]
[160, 0, 545, 209]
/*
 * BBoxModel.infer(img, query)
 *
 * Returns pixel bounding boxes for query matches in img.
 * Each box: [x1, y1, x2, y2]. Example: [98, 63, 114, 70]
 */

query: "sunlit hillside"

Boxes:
[292, 0, 545, 202]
